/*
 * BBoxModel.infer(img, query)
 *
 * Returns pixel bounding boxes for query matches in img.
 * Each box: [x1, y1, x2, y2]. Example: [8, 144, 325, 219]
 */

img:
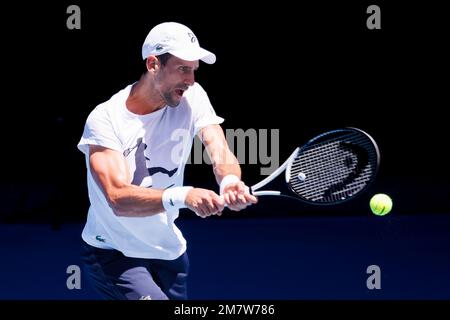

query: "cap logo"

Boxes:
[156, 45, 164, 51]
[188, 33, 196, 43]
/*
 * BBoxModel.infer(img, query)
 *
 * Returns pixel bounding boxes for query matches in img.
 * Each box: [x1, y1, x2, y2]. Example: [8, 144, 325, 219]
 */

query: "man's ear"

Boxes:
[146, 56, 159, 72]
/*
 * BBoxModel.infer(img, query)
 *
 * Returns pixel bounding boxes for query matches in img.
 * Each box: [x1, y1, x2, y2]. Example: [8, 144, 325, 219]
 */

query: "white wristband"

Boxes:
[219, 174, 240, 195]
[162, 186, 193, 211]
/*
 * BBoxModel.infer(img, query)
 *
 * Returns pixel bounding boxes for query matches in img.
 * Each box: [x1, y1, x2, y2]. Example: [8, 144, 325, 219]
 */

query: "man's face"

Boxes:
[155, 55, 199, 107]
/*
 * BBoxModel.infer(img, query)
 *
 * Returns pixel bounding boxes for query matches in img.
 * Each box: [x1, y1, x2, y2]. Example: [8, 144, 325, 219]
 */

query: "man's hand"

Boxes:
[222, 181, 258, 211]
[185, 188, 225, 218]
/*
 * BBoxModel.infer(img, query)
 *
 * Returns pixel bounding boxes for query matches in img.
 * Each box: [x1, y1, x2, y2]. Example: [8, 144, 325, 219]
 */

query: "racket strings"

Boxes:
[291, 142, 358, 200]
[289, 132, 378, 203]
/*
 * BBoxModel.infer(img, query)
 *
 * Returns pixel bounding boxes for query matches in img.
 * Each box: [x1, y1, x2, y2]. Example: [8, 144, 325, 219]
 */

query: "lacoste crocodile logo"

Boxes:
[95, 235, 106, 243]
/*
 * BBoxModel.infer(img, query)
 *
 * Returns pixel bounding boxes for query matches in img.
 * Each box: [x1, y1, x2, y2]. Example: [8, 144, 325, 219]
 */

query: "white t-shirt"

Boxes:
[77, 82, 224, 259]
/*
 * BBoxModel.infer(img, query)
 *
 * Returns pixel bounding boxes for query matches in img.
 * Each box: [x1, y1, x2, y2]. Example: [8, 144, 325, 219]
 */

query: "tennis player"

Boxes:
[77, 22, 257, 300]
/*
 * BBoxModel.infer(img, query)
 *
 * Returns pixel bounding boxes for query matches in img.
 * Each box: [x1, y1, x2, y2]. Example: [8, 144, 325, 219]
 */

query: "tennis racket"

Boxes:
[246, 127, 380, 205]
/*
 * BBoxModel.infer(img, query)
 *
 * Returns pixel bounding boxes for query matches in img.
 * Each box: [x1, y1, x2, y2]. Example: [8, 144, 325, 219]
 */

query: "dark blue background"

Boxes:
[2, 214, 450, 299]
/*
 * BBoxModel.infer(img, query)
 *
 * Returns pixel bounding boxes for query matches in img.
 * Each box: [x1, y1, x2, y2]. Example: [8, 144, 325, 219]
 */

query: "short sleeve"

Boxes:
[77, 106, 123, 155]
[191, 83, 224, 135]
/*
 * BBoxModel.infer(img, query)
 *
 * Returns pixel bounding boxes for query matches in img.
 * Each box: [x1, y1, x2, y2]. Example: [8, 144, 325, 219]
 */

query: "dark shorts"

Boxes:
[81, 241, 189, 300]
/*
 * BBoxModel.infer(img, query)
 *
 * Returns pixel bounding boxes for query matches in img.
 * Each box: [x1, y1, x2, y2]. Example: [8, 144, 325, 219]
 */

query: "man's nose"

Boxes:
[184, 72, 195, 86]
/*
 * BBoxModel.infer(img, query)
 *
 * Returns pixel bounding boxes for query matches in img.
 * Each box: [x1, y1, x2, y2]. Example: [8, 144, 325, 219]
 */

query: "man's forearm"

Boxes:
[199, 124, 242, 186]
[107, 184, 165, 217]
[213, 150, 241, 185]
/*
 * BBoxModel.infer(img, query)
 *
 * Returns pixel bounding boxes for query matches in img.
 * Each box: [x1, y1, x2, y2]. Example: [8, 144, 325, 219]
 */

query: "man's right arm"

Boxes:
[89, 145, 224, 217]
[89, 145, 165, 217]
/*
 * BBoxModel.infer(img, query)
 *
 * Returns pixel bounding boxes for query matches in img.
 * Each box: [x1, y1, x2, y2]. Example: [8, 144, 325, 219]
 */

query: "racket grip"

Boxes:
[252, 191, 281, 196]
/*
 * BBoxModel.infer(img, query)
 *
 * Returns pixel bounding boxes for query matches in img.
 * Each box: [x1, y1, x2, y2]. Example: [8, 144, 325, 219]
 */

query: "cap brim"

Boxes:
[169, 47, 216, 64]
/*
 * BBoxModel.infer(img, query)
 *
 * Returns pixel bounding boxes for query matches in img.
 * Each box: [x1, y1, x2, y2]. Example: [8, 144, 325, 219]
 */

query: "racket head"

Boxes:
[285, 127, 380, 205]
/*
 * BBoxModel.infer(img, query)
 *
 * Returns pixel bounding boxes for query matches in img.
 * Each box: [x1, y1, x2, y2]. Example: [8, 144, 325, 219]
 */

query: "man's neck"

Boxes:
[126, 75, 165, 115]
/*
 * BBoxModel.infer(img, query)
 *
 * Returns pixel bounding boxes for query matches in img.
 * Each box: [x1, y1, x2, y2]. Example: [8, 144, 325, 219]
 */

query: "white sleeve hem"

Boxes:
[194, 115, 225, 135]
[77, 138, 123, 155]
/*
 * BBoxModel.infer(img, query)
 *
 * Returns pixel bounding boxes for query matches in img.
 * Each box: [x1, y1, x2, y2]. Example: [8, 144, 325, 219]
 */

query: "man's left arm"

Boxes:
[198, 124, 257, 211]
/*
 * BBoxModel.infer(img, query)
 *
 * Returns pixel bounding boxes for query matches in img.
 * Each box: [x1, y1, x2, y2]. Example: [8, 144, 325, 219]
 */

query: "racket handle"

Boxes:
[252, 191, 281, 196]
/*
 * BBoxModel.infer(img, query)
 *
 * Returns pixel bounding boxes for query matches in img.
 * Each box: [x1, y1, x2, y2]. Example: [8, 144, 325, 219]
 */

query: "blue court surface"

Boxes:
[1, 213, 449, 300]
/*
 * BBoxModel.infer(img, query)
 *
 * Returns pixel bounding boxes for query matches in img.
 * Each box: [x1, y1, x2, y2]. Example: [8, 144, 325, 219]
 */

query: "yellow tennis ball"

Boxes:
[370, 194, 393, 216]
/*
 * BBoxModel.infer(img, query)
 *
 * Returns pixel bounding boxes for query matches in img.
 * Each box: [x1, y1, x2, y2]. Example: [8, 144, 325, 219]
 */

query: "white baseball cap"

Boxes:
[141, 22, 216, 64]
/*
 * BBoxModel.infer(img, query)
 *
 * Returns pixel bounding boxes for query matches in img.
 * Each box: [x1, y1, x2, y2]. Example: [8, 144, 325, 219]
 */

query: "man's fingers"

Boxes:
[214, 193, 225, 207]
[189, 188, 226, 217]
[196, 207, 208, 218]
[237, 193, 246, 203]
[220, 182, 257, 211]
[206, 198, 215, 210]
[198, 193, 222, 216]
[229, 191, 237, 204]
[211, 192, 225, 211]
[223, 193, 230, 205]
[197, 199, 213, 217]
[244, 193, 258, 204]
